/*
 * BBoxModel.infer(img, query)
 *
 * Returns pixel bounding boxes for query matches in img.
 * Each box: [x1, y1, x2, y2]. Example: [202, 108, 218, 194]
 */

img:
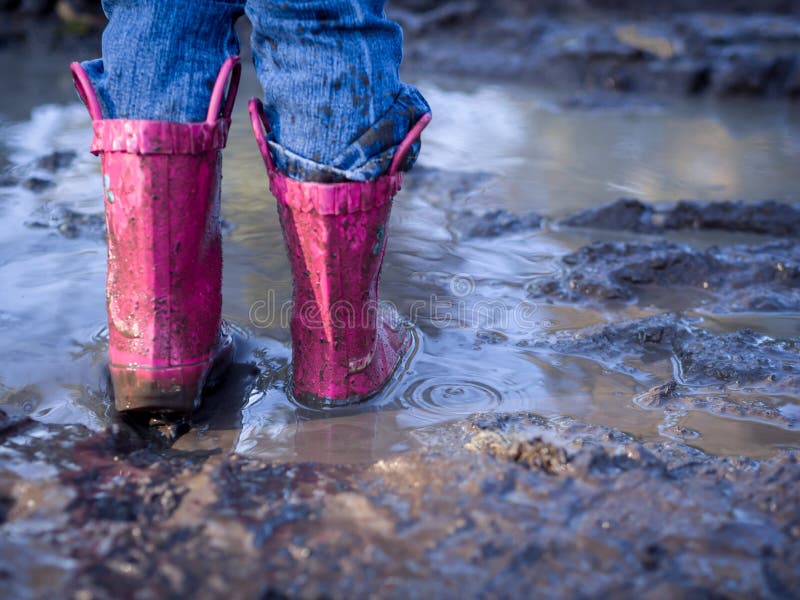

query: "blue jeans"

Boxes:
[81, 0, 430, 182]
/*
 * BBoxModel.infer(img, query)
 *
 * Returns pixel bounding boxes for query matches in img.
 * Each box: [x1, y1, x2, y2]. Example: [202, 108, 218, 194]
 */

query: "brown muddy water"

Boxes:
[1, 62, 798, 461]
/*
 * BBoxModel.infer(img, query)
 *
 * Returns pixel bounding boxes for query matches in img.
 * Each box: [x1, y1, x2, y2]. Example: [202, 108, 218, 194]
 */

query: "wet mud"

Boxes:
[529, 239, 799, 312]
[4, 163, 800, 595]
[561, 197, 800, 237]
[536, 313, 800, 429]
[454, 208, 543, 238]
[2, 410, 799, 598]
[394, 3, 800, 96]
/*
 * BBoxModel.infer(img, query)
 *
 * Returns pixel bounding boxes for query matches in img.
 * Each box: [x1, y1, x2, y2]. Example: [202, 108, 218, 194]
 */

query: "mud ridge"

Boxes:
[455, 208, 543, 238]
[531, 313, 800, 428]
[561, 197, 800, 237]
[529, 239, 799, 312]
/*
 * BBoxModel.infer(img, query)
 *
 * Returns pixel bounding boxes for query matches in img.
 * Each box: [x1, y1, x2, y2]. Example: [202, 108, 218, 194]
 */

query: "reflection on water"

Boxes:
[0, 63, 798, 461]
[420, 77, 800, 216]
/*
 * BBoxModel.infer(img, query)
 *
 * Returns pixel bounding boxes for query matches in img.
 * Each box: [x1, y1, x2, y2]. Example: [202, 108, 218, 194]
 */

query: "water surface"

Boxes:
[1, 61, 798, 461]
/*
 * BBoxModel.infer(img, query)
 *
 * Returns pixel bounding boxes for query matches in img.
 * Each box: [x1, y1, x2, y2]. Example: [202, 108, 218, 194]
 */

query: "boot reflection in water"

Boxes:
[71, 1, 431, 413]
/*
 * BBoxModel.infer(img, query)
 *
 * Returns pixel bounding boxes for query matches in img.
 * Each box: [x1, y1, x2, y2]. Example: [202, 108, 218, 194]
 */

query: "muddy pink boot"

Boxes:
[70, 57, 241, 413]
[249, 99, 431, 407]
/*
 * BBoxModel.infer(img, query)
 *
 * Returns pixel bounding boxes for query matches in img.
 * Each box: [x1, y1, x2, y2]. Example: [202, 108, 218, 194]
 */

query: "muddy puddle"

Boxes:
[2, 62, 798, 460]
[1, 55, 799, 597]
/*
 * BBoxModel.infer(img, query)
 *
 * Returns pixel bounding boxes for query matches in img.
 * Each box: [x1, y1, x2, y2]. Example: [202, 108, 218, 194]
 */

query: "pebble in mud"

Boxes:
[1, 411, 798, 598]
[561, 197, 800, 237]
[465, 430, 570, 473]
[635, 380, 678, 408]
[529, 239, 800, 311]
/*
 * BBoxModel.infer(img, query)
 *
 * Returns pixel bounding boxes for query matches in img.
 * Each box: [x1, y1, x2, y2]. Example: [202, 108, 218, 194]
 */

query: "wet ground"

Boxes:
[3, 410, 799, 598]
[395, 4, 800, 97]
[1, 45, 800, 597]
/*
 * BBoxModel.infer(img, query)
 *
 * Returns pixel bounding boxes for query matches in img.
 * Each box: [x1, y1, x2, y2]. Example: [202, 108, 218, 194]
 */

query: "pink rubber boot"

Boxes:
[249, 98, 431, 407]
[70, 57, 241, 413]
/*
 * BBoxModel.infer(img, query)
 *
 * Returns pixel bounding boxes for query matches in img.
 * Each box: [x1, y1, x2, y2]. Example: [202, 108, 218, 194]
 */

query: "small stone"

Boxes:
[636, 380, 678, 408]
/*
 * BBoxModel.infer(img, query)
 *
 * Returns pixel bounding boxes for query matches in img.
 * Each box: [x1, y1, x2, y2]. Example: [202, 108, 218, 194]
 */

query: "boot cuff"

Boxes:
[269, 172, 402, 215]
[90, 119, 231, 156]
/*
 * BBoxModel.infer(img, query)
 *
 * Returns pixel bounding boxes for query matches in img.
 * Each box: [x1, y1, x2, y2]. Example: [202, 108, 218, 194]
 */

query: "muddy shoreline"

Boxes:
[2, 409, 799, 598]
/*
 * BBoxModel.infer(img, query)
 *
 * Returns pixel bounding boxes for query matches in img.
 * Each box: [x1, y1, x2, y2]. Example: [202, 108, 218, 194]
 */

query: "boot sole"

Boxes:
[110, 332, 234, 414]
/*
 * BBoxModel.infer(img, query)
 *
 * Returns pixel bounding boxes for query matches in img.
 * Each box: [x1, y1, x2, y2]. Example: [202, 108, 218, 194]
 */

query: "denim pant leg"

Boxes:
[246, 0, 431, 182]
[81, 0, 244, 121]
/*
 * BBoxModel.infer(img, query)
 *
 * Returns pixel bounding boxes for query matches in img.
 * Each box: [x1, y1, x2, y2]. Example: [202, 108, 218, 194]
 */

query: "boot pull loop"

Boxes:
[389, 112, 432, 177]
[206, 56, 241, 124]
[248, 98, 276, 173]
[69, 62, 104, 121]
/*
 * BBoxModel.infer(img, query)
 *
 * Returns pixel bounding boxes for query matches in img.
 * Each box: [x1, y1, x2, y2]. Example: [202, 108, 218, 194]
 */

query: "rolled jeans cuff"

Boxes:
[267, 84, 430, 182]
